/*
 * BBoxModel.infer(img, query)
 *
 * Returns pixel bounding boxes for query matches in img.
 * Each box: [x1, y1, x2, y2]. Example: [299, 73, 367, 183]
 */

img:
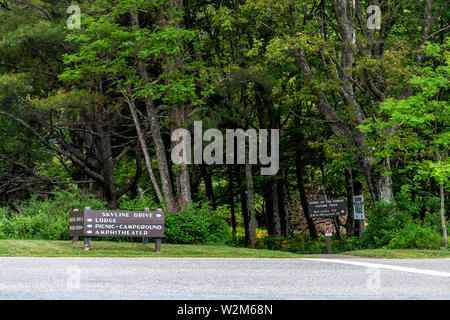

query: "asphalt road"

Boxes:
[0, 257, 449, 300]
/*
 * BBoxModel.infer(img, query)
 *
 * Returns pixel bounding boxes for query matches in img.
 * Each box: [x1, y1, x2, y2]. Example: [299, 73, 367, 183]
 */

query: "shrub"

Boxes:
[363, 200, 445, 249]
[362, 202, 412, 248]
[423, 211, 450, 235]
[164, 202, 230, 244]
[117, 197, 160, 212]
[0, 207, 12, 219]
[387, 223, 443, 249]
[0, 191, 230, 245]
[0, 189, 106, 240]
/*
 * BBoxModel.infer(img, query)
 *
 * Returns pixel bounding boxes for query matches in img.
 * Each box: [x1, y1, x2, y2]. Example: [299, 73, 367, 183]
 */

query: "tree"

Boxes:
[362, 41, 449, 248]
[60, 0, 213, 211]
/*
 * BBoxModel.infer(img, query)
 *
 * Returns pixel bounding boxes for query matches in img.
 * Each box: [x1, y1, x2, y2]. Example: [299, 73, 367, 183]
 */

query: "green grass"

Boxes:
[342, 248, 450, 259]
[0, 240, 304, 258]
[1, 240, 449, 259]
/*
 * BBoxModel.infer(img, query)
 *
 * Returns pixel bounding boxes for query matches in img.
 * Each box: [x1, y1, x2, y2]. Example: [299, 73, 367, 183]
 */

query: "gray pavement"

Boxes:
[0, 257, 449, 300]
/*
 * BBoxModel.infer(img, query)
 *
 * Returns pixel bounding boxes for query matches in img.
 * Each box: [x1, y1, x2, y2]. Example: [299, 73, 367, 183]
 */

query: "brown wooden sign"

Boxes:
[69, 209, 85, 237]
[308, 198, 347, 218]
[69, 207, 164, 251]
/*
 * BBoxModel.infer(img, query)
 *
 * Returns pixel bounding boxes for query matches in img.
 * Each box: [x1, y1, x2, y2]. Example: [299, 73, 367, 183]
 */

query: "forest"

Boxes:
[0, 0, 448, 252]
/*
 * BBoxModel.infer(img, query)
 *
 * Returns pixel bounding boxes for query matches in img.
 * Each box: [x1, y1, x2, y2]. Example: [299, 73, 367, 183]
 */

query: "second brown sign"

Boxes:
[308, 198, 347, 218]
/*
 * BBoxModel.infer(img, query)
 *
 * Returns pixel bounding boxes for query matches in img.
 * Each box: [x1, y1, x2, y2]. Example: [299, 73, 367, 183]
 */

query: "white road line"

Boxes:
[301, 258, 450, 278]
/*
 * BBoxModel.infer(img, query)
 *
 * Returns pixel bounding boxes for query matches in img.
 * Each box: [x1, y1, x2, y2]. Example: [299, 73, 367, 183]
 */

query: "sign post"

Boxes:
[308, 198, 347, 254]
[69, 207, 165, 252]
[353, 195, 365, 239]
[324, 218, 333, 254]
[155, 208, 163, 252]
[83, 207, 90, 250]
[71, 208, 80, 244]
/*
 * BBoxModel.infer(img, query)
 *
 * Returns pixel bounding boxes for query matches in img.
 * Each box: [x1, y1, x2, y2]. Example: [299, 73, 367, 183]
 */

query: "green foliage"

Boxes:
[1, 0, 449, 253]
[60, 0, 213, 109]
[118, 198, 231, 244]
[229, 233, 361, 254]
[360, 41, 450, 192]
[363, 200, 445, 249]
[214, 204, 244, 225]
[0, 207, 10, 219]
[164, 203, 230, 244]
[362, 202, 412, 248]
[0, 191, 230, 245]
[0, 189, 104, 240]
[117, 196, 159, 212]
[387, 223, 442, 249]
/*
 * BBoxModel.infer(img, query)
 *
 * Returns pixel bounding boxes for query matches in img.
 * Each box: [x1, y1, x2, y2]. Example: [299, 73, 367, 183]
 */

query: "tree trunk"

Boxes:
[278, 176, 289, 237]
[293, 6, 397, 204]
[373, 157, 395, 203]
[177, 161, 192, 210]
[238, 165, 249, 244]
[228, 166, 236, 237]
[295, 161, 317, 239]
[201, 164, 216, 210]
[157, 1, 192, 210]
[440, 184, 448, 249]
[130, 8, 177, 212]
[272, 179, 281, 237]
[245, 162, 257, 247]
[170, 106, 192, 210]
[123, 89, 163, 203]
[150, 108, 177, 212]
[95, 113, 117, 209]
[264, 185, 274, 236]
[344, 169, 355, 236]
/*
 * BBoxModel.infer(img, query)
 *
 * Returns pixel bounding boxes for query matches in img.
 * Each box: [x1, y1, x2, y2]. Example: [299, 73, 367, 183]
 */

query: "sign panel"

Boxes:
[83, 210, 164, 238]
[308, 198, 347, 218]
[69, 210, 84, 237]
[353, 195, 365, 220]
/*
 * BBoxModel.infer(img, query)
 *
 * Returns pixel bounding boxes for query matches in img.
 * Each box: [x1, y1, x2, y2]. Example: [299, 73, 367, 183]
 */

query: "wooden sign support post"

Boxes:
[71, 209, 80, 244]
[84, 207, 90, 250]
[155, 208, 163, 252]
[155, 238, 162, 252]
[324, 218, 333, 254]
[326, 236, 332, 254]
[359, 220, 364, 240]
[84, 236, 90, 251]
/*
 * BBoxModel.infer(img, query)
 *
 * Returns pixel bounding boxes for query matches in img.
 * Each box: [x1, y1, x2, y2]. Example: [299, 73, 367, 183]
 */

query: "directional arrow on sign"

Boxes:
[87, 225, 92, 228]
[156, 214, 162, 218]
[86, 230, 92, 234]
[87, 219, 93, 222]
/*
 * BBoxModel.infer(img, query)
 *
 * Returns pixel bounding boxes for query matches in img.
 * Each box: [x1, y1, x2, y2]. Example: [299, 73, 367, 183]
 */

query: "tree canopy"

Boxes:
[0, 0, 448, 248]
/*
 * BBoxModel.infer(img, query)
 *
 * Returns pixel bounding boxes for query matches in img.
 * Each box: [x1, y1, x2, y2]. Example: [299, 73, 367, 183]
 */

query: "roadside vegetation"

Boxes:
[0, 190, 448, 256]
[0, 1, 448, 257]
[0, 240, 303, 258]
[343, 249, 450, 259]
